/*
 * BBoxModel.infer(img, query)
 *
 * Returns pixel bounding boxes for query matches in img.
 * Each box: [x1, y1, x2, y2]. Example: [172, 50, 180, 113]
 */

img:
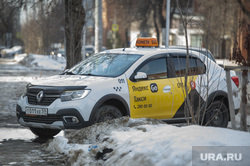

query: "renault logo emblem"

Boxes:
[36, 91, 44, 103]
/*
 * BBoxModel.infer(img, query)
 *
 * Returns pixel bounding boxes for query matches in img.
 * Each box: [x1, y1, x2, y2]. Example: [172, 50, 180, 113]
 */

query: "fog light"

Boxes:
[72, 117, 79, 123]
[63, 116, 79, 124]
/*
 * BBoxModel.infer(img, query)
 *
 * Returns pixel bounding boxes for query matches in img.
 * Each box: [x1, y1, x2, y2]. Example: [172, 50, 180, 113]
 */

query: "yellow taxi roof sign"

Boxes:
[136, 37, 158, 47]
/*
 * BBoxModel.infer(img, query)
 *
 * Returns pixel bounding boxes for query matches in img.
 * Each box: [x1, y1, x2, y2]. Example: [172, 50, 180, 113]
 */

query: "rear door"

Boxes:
[168, 54, 206, 118]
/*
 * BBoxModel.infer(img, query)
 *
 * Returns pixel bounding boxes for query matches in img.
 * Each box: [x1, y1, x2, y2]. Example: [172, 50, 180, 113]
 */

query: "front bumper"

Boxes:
[16, 104, 91, 130]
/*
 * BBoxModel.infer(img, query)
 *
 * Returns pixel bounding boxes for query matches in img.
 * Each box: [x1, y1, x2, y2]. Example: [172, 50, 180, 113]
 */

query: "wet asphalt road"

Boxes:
[0, 58, 66, 166]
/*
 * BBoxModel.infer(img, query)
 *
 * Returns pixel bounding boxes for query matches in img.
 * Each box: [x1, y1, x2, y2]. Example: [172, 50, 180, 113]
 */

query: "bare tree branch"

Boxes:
[237, 0, 250, 19]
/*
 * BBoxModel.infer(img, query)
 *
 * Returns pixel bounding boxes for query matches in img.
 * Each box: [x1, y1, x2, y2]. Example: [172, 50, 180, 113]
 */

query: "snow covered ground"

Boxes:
[6, 54, 250, 165]
[0, 54, 64, 122]
[15, 53, 66, 71]
[45, 117, 250, 166]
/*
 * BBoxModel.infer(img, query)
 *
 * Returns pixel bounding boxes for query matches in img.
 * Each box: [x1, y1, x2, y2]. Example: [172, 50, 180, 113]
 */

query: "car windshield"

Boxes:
[67, 53, 142, 77]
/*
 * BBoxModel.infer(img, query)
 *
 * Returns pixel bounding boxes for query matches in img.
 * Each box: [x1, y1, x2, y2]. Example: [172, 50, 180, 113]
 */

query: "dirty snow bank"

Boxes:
[216, 59, 239, 67]
[45, 117, 250, 166]
[16, 53, 66, 71]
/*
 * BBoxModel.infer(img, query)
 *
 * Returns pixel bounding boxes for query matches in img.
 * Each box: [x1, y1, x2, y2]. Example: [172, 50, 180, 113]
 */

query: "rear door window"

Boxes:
[172, 55, 206, 77]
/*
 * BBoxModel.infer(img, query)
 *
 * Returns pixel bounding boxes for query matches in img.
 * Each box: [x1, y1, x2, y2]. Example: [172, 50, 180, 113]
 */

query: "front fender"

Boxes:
[89, 94, 130, 124]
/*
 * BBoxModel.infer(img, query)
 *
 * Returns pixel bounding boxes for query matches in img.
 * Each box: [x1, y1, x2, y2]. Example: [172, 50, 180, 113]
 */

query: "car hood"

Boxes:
[31, 75, 111, 87]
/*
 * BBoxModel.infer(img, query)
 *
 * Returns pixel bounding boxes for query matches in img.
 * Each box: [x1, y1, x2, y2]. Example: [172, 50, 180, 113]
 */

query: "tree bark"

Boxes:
[65, 0, 85, 69]
[153, 2, 160, 43]
[237, 0, 250, 19]
[240, 70, 248, 131]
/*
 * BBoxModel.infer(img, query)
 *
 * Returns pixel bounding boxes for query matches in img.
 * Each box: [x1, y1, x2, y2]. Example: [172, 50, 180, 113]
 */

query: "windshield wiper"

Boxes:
[80, 73, 96, 76]
[64, 71, 76, 75]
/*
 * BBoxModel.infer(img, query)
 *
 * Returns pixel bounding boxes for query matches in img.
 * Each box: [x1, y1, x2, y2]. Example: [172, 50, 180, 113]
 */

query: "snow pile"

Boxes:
[216, 59, 239, 67]
[18, 54, 66, 71]
[45, 117, 250, 166]
[14, 53, 28, 63]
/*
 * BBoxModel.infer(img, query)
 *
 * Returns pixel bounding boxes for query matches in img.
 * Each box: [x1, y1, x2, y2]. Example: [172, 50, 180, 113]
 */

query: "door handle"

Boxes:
[163, 85, 171, 93]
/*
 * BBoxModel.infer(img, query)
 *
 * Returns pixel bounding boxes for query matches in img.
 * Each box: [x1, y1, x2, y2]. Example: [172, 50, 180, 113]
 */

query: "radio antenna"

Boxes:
[123, 33, 141, 51]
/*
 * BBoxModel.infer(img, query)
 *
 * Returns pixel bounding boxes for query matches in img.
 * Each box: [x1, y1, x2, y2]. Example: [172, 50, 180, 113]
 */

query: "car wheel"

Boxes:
[30, 127, 61, 138]
[93, 105, 123, 123]
[204, 101, 229, 128]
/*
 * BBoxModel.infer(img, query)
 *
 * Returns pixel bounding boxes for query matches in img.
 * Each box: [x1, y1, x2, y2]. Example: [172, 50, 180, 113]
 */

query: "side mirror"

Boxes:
[134, 72, 148, 80]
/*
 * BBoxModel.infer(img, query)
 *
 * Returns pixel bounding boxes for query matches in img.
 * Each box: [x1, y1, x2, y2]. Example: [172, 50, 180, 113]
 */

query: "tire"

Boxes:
[204, 101, 229, 128]
[30, 127, 61, 138]
[93, 105, 123, 123]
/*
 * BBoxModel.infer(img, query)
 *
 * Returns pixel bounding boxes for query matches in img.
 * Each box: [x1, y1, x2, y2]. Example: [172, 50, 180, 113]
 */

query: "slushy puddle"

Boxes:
[0, 128, 63, 142]
[0, 128, 35, 142]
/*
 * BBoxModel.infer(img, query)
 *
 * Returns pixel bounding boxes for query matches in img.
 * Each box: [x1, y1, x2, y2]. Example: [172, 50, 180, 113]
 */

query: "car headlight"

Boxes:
[61, 90, 91, 102]
[22, 83, 31, 98]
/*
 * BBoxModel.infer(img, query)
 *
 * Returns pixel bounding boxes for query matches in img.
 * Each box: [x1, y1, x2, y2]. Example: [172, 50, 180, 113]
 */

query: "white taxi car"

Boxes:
[16, 38, 240, 138]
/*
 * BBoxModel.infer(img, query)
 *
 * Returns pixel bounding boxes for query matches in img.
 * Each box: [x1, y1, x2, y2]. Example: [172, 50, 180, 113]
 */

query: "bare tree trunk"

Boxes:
[183, 25, 194, 124]
[221, 38, 226, 59]
[233, 19, 250, 131]
[153, 2, 160, 43]
[65, 0, 85, 69]
[221, 0, 227, 59]
[240, 70, 248, 131]
[177, 0, 194, 124]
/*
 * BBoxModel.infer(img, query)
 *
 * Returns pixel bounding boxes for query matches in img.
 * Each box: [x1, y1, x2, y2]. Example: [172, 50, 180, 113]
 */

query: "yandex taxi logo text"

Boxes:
[132, 86, 149, 92]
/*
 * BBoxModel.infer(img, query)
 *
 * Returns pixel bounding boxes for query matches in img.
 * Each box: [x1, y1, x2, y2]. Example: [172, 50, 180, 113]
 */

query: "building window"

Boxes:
[190, 34, 202, 47]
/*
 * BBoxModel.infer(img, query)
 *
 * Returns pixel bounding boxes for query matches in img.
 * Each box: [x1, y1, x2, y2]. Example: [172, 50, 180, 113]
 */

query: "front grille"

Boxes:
[27, 89, 61, 106]
[21, 113, 62, 124]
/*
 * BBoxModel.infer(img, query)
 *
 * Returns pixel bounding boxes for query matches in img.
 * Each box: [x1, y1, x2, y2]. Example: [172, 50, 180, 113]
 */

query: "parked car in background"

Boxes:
[0, 46, 6, 58]
[101, 46, 107, 51]
[84, 45, 95, 58]
[56, 48, 66, 59]
[1, 46, 22, 58]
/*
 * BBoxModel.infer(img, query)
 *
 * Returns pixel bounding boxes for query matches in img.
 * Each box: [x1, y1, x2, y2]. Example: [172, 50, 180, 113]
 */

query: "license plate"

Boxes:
[25, 107, 48, 116]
